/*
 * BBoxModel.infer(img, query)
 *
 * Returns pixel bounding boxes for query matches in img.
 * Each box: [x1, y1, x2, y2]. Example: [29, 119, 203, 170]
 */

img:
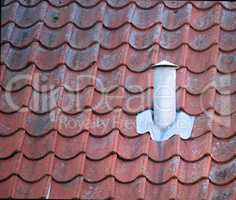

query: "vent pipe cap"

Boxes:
[152, 60, 178, 68]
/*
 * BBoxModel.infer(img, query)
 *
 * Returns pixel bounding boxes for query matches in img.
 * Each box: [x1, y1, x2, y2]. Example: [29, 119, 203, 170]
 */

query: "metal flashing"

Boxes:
[136, 110, 195, 141]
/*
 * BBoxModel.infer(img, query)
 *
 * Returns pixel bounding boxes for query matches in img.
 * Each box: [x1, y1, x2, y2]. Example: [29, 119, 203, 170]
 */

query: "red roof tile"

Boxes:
[1, 0, 236, 199]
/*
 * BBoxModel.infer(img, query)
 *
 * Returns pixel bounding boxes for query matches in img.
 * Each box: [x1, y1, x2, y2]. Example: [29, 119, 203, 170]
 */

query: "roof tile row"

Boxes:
[3, 0, 236, 10]
[2, 44, 236, 73]
[2, 22, 236, 51]
[1, 175, 235, 199]
[1, 108, 236, 137]
[1, 152, 235, 184]
[2, 64, 236, 95]
[2, 1, 236, 31]
[0, 130, 235, 162]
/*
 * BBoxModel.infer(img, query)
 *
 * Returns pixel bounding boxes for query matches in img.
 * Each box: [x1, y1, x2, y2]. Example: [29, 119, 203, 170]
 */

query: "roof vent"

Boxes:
[153, 60, 177, 129]
[136, 60, 195, 141]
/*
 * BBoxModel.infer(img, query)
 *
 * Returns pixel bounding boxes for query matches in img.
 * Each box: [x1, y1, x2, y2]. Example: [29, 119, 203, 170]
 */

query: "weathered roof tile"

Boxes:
[1, 0, 236, 199]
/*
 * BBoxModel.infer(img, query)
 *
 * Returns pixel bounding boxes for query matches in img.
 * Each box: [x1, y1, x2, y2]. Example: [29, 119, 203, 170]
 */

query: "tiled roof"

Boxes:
[0, 0, 236, 199]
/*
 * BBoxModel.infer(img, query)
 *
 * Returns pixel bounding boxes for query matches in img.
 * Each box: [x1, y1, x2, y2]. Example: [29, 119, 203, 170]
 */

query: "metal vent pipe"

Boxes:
[153, 60, 177, 129]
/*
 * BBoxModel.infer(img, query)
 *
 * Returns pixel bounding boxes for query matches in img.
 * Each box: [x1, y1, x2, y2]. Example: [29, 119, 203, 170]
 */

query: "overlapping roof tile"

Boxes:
[1, 0, 236, 199]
